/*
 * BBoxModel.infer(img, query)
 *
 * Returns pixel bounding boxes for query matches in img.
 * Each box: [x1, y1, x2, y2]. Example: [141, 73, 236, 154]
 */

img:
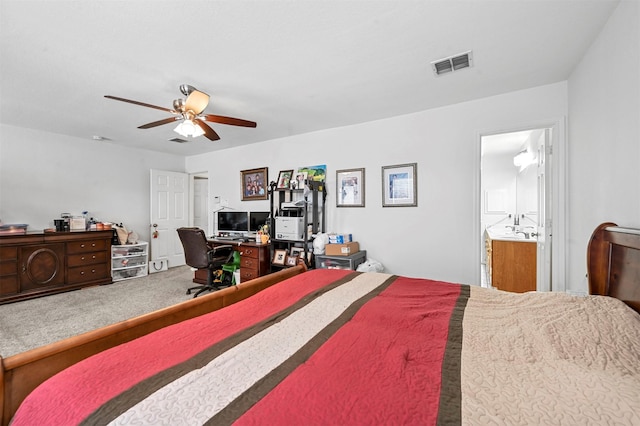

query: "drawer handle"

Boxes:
[92, 255, 96, 259]
[80, 244, 85, 248]
[92, 243, 96, 247]
[81, 256, 85, 260]
[80, 271, 84, 275]
[245, 249, 253, 254]
[245, 260, 253, 266]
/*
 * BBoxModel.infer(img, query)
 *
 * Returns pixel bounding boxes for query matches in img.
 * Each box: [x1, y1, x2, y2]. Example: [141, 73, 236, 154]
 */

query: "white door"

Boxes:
[536, 129, 553, 291]
[150, 169, 189, 267]
[192, 176, 209, 232]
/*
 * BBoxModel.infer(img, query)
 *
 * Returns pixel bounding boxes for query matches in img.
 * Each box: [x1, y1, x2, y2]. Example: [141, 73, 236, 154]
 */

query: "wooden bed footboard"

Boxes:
[0, 264, 306, 426]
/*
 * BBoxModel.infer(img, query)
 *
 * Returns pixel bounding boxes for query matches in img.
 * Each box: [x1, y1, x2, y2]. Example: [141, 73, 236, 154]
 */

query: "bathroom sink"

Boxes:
[498, 234, 527, 240]
[486, 227, 535, 241]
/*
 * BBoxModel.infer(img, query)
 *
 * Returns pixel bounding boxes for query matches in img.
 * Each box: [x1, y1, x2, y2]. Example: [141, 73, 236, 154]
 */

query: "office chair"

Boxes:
[177, 227, 235, 297]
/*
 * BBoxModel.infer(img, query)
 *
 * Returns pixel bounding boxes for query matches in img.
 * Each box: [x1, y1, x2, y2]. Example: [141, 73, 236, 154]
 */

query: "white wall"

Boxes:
[0, 125, 185, 240]
[187, 82, 568, 285]
[567, 0, 640, 292]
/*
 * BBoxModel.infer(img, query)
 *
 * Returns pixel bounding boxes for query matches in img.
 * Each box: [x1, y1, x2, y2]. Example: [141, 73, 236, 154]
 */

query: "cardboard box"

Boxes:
[325, 241, 360, 256]
[328, 233, 353, 244]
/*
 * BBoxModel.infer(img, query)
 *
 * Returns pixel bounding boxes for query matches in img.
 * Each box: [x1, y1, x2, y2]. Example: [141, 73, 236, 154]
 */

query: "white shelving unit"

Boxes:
[111, 241, 148, 282]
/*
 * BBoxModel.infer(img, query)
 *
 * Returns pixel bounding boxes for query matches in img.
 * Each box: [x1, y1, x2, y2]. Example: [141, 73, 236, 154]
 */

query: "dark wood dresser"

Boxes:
[0, 230, 113, 304]
[193, 240, 270, 284]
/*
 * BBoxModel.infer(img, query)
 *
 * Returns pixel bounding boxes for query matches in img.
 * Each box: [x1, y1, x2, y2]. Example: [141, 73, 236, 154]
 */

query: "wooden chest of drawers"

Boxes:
[0, 230, 112, 304]
[238, 242, 270, 282]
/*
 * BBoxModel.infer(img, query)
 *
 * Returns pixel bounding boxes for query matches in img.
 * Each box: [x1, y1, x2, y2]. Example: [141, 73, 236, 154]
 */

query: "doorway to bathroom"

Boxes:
[480, 127, 552, 292]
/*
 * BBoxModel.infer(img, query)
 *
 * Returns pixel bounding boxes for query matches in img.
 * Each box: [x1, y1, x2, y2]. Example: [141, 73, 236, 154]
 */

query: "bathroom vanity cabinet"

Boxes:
[487, 237, 536, 293]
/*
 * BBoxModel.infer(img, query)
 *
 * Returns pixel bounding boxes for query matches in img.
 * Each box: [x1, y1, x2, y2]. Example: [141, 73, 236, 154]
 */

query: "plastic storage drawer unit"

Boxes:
[111, 241, 148, 281]
[315, 250, 366, 270]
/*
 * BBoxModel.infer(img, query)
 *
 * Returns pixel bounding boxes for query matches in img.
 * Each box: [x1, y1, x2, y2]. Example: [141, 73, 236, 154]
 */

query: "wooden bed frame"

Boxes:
[0, 264, 307, 426]
[587, 222, 640, 313]
[1, 222, 639, 425]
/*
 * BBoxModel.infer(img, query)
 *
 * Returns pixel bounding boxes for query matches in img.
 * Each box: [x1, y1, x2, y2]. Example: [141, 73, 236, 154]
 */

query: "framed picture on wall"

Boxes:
[241, 167, 269, 201]
[276, 170, 293, 189]
[336, 168, 365, 207]
[297, 165, 326, 182]
[290, 171, 307, 190]
[382, 163, 417, 207]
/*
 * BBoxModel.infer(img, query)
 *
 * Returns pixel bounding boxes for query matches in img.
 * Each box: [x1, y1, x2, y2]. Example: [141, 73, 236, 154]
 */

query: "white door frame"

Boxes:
[189, 172, 209, 234]
[474, 117, 567, 292]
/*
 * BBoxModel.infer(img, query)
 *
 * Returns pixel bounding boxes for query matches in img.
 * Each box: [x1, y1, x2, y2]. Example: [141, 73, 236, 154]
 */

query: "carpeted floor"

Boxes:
[0, 266, 202, 357]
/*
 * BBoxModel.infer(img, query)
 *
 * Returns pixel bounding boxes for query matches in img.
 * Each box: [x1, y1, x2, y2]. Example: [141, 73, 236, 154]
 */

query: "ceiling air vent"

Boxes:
[169, 137, 189, 143]
[431, 51, 473, 76]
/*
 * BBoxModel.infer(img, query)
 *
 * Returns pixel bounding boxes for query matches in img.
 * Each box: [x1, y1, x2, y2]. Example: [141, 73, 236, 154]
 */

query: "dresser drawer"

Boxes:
[240, 246, 261, 259]
[67, 239, 108, 254]
[67, 263, 110, 284]
[0, 260, 17, 275]
[68, 251, 109, 267]
[0, 246, 18, 260]
[0, 275, 18, 296]
[240, 256, 261, 270]
[240, 268, 259, 282]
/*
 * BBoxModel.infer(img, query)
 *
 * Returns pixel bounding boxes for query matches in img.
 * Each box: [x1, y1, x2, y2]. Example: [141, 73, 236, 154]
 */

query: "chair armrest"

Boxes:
[211, 244, 233, 253]
[207, 244, 234, 262]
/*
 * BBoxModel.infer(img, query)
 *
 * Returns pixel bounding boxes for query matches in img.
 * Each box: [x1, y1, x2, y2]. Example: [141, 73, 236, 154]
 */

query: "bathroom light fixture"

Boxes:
[174, 120, 205, 138]
[513, 150, 535, 168]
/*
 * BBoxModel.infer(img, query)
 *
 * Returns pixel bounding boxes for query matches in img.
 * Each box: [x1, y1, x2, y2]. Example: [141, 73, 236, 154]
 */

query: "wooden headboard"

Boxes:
[587, 222, 640, 313]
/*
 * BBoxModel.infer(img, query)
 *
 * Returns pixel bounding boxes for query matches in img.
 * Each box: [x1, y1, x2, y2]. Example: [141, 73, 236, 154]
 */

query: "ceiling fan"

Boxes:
[105, 84, 256, 141]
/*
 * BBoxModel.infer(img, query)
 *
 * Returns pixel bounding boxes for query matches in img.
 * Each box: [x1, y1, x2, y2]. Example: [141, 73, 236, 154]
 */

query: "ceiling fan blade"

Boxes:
[195, 120, 220, 141]
[138, 116, 181, 129]
[203, 114, 257, 128]
[104, 95, 175, 113]
[184, 90, 210, 115]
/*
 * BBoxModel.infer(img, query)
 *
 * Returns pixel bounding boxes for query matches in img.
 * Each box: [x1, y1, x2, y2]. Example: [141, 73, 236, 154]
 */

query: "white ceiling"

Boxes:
[0, 0, 618, 156]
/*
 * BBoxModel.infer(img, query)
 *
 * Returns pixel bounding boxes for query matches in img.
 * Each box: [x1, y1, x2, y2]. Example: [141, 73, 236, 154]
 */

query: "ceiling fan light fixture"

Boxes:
[173, 98, 185, 111]
[179, 84, 197, 97]
[185, 90, 210, 115]
[106, 85, 253, 142]
[174, 120, 205, 138]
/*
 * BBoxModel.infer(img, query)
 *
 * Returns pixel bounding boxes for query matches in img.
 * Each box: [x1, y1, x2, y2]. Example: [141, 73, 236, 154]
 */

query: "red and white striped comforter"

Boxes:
[12, 269, 640, 425]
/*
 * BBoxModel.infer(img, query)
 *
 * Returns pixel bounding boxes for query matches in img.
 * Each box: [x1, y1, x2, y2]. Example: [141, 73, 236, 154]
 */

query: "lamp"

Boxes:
[174, 120, 205, 138]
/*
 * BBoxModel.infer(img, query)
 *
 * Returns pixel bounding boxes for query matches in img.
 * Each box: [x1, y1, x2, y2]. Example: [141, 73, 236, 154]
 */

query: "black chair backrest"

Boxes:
[177, 227, 210, 269]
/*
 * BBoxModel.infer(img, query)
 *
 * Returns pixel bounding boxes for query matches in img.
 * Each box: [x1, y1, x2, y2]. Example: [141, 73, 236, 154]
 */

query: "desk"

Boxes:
[193, 240, 270, 284]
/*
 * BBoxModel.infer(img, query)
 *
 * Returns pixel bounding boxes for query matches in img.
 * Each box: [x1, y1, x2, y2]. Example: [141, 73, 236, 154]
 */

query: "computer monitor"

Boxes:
[217, 211, 248, 233]
[249, 211, 270, 232]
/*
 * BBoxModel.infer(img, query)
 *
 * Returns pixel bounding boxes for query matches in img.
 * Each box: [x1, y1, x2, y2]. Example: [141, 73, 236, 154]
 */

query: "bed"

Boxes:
[2, 222, 640, 425]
